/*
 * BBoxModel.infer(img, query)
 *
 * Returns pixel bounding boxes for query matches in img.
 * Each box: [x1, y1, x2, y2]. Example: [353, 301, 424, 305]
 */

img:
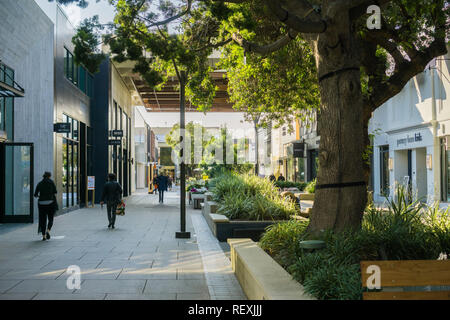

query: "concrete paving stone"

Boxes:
[79, 252, 132, 261]
[43, 260, 101, 270]
[32, 293, 106, 300]
[0, 190, 245, 300]
[0, 280, 22, 293]
[56, 267, 123, 280]
[0, 268, 66, 280]
[211, 295, 246, 300]
[76, 279, 147, 294]
[0, 269, 12, 277]
[144, 279, 208, 294]
[177, 269, 206, 280]
[118, 267, 177, 280]
[105, 293, 176, 300]
[0, 293, 37, 300]
[177, 293, 210, 300]
[6, 280, 74, 294]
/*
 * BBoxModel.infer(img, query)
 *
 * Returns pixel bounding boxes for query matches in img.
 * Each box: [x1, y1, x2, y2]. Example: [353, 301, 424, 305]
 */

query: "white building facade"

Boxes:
[369, 50, 450, 204]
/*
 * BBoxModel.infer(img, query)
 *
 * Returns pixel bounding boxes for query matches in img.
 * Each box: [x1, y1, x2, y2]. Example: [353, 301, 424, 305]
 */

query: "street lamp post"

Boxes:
[176, 70, 190, 239]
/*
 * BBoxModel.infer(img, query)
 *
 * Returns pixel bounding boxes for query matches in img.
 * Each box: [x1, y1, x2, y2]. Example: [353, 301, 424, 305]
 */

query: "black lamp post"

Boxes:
[176, 70, 190, 239]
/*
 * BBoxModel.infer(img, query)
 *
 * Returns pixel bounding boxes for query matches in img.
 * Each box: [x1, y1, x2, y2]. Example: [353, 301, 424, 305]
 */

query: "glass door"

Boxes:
[0, 143, 34, 223]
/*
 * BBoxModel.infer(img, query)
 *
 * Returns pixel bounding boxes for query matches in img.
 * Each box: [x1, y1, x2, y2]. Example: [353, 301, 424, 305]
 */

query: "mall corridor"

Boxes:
[0, 189, 246, 300]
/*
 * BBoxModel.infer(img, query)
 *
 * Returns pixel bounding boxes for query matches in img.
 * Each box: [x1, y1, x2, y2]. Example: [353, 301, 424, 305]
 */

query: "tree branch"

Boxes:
[263, 0, 327, 34]
[137, 0, 193, 29]
[231, 30, 299, 55]
[368, 38, 447, 111]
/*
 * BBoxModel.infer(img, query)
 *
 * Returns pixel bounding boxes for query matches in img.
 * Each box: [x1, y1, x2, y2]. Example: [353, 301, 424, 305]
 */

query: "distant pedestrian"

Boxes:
[269, 174, 276, 182]
[156, 172, 169, 203]
[34, 171, 58, 241]
[277, 174, 285, 181]
[168, 176, 173, 191]
[100, 173, 122, 229]
[153, 176, 158, 195]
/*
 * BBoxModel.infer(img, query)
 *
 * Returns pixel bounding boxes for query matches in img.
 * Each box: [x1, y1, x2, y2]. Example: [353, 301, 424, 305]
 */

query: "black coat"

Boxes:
[101, 181, 123, 204]
[34, 178, 57, 202]
[156, 175, 168, 191]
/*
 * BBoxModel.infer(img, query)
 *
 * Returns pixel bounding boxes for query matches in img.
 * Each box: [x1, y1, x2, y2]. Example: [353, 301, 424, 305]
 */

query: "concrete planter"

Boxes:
[228, 238, 315, 300]
[201, 196, 285, 242]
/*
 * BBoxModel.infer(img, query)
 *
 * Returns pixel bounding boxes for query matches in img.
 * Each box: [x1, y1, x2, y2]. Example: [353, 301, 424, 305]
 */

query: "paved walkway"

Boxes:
[0, 189, 246, 300]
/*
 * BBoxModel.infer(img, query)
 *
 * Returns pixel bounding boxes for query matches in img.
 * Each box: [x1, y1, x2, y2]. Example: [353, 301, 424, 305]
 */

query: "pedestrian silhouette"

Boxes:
[156, 172, 169, 203]
[100, 173, 122, 229]
[34, 172, 58, 241]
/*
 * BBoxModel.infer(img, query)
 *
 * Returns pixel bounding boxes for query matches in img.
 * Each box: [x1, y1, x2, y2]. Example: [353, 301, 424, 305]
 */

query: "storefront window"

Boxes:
[62, 114, 80, 208]
[380, 146, 390, 197]
[296, 158, 306, 182]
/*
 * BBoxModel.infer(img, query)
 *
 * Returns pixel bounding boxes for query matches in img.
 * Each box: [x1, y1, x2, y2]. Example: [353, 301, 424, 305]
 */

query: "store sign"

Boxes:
[108, 139, 121, 145]
[53, 122, 71, 133]
[111, 130, 123, 137]
[396, 133, 422, 147]
[293, 142, 305, 158]
[87, 176, 95, 190]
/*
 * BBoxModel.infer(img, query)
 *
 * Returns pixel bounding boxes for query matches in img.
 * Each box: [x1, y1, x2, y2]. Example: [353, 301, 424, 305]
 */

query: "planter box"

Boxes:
[202, 200, 283, 242]
[228, 238, 315, 300]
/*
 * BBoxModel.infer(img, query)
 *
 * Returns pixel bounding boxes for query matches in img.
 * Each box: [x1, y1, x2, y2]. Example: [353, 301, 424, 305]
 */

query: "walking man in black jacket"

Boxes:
[34, 172, 58, 241]
[100, 173, 123, 229]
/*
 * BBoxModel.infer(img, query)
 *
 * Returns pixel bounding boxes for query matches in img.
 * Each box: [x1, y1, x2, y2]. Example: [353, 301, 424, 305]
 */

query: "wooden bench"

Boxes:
[360, 260, 450, 300]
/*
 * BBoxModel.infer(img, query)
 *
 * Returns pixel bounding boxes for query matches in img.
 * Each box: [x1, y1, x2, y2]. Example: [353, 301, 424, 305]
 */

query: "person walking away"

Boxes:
[34, 172, 58, 241]
[277, 173, 286, 181]
[100, 173, 123, 229]
[156, 172, 168, 203]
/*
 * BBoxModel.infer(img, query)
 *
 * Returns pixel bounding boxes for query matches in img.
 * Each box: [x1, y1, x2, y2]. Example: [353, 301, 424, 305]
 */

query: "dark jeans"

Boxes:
[159, 190, 164, 203]
[38, 204, 55, 236]
[106, 202, 117, 226]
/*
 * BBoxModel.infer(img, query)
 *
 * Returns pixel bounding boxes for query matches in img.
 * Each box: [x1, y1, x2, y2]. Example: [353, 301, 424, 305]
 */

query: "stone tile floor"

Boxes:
[0, 188, 246, 300]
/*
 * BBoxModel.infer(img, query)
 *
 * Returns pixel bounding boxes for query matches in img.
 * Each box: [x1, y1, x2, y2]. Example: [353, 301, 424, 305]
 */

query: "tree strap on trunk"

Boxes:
[316, 181, 366, 190]
[318, 67, 360, 83]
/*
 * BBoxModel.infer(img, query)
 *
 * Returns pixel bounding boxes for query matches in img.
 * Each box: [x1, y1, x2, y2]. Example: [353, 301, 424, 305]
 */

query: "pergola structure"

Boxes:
[134, 71, 234, 112]
[112, 58, 235, 112]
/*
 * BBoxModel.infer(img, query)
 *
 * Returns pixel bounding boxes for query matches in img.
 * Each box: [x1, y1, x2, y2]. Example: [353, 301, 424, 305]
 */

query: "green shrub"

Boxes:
[305, 179, 316, 193]
[211, 173, 297, 221]
[259, 185, 450, 300]
[259, 220, 309, 267]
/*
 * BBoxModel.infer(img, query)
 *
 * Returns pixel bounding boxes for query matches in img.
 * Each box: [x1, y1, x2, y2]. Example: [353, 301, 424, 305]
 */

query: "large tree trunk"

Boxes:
[307, 7, 370, 235]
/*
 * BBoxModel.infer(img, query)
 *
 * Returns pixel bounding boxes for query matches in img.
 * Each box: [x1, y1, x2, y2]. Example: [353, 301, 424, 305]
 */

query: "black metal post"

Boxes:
[176, 70, 190, 239]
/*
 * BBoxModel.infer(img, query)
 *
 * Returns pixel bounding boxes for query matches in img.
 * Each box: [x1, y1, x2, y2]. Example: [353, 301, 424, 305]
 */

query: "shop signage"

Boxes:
[53, 122, 71, 133]
[111, 130, 123, 137]
[87, 176, 95, 190]
[293, 142, 305, 158]
[396, 132, 422, 147]
[108, 139, 121, 145]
